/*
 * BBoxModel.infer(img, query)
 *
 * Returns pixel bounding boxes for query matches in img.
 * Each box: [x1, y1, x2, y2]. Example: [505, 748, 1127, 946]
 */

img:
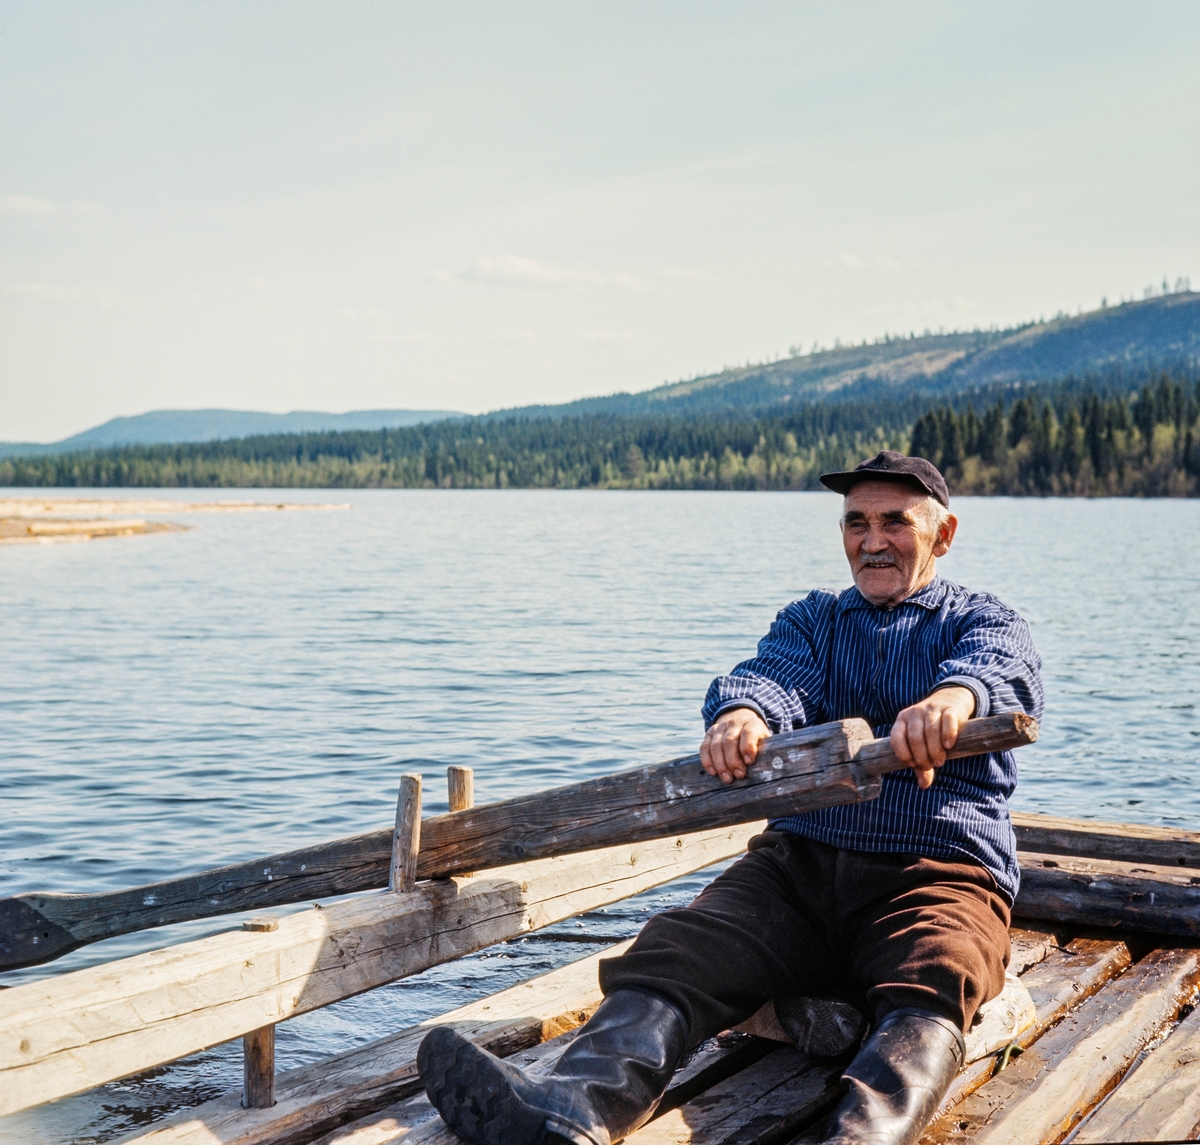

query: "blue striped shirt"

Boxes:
[702, 577, 1043, 902]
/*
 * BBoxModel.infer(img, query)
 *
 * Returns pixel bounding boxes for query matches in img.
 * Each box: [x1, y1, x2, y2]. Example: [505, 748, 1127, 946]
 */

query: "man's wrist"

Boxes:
[709, 700, 770, 729]
[934, 677, 988, 718]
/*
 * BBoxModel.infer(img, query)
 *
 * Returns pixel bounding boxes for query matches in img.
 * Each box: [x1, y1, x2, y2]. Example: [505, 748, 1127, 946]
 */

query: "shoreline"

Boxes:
[0, 496, 350, 545]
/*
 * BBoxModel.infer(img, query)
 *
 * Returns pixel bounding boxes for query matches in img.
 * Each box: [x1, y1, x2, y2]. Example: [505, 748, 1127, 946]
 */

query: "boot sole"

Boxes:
[418, 1026, 552, 1145]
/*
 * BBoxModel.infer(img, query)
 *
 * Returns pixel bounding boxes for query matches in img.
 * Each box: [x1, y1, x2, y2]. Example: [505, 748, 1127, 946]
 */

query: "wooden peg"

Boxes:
[447, 766, 475, 876]
[242, 1024, 275, 1108]
[447, 765, 474, 812]
[389, 773, 422, 893]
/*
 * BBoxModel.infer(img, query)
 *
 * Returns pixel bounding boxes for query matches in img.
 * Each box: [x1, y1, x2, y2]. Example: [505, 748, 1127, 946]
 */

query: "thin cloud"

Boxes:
[864, 296, 979, 323]
[0, 195, 56, 216]
[0, 196, 102, 216]
[660, 267, 713, 282]
[5, 283, 86, 303]
[491, 327, 634, 344]
[460, 255, 644, 291]
[838, 253, 902, 271]
[4, 282, 115, 306]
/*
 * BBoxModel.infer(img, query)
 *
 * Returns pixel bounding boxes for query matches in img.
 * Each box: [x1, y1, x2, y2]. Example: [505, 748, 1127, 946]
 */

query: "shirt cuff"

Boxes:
[934, 676, 990, 718]
[708, 698, 772, 731]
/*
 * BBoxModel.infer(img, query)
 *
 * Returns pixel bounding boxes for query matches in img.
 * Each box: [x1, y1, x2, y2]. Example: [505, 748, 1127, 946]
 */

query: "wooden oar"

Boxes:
[0, 713, 1036, 972]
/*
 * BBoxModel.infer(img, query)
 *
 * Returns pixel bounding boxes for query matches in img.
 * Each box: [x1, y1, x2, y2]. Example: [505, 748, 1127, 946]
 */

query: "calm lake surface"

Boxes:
[2, 489, 1198, 1142]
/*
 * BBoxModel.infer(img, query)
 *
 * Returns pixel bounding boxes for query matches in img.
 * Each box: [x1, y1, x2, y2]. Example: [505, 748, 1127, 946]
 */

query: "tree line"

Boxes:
[910, 375, 1200, 496]
[2, 375, 1197, 495]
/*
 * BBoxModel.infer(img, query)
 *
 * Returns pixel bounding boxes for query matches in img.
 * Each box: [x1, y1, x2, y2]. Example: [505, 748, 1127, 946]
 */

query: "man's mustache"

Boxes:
[860, 555, 897, 568]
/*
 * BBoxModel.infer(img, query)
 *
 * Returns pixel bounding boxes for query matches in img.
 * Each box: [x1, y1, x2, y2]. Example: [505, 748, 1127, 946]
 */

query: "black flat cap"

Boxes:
[819, 450, 949, 506]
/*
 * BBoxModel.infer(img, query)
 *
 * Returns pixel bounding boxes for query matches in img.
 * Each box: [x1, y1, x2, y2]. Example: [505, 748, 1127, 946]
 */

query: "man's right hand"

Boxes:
[700, 707, 771, 784]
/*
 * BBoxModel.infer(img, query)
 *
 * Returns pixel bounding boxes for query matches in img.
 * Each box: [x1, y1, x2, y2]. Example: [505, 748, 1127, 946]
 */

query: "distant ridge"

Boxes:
[0, 407, 464, 458]
[498, 292, 1200, 419]
[4, 293, 1197, 458]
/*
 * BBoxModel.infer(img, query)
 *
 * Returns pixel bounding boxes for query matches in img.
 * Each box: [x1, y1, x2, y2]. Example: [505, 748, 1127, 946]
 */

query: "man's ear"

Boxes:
[932, 513, 958, 557]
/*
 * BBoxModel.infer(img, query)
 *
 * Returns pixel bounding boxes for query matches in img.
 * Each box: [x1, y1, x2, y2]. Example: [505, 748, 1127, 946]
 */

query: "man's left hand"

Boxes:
[890, 686, 976, 790]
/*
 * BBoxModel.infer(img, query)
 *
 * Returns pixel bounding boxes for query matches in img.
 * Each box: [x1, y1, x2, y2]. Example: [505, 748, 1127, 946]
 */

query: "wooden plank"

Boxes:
[624, 1047, 841, 1145]
[301, 1029, 785, 1145]
[446, 767, 474, 814]
[132, 926, 1063, 1145]
[936, 936, 1132, 1115]
[1007, 924, 1070, 976]
[1072, 1004, 1200, 1143]
[0, 714, 1036, 972]
[1015, 850, 1200, 938]
[446, 766, 475, 877]
[921, 947, 1200, 1145]
[962, 975, 1037, 1065]
[1013, 811, 1200, 869]
[388, 774, 422, 894]
[0, 823, 759, 1118]
[119, 942, 633, 1145]
[304, 1087, 441, 1145]
[242, 1026, 276, 1110]
[652, 1033, 781, 1121]
[378, 1044, 837, 1145]
[0, 832, 400, 969]
[120, 925, 1089, 1145]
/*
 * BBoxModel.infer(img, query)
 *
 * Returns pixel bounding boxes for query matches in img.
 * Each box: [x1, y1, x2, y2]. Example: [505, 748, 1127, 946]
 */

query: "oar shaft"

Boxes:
[0, 713, 1037, 972]
[852, 710, 1040, 776]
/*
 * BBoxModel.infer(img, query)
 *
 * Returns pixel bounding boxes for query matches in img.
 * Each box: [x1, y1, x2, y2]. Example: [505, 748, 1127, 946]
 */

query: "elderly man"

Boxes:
[419, 451, 1044, 1145]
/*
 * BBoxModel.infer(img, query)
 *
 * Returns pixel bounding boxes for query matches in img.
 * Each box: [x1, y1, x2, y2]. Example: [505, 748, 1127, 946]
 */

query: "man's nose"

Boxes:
[862, 528, 889, 552]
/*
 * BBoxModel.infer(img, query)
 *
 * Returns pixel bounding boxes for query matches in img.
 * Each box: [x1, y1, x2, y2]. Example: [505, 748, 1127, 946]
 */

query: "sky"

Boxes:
[2, 2, 1198, 442]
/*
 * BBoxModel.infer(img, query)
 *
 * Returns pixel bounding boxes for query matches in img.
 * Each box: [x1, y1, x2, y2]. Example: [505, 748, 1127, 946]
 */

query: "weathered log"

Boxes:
[935, 936, 1133, 1116]
[388, 774, 422, 894]
[446, 765, 475, 876]
[1012, 811, 1200, 869]
[116, 925, 1075, 1145]
[1072, 1002, 1200, 1143]
[117, 942, 634, 1145]
[242, 1025, 275, 1110]
[288, 1024, 781, 1145]
[1015, 851, 1200, 938]
[0, 824, 758, 1118]
[624, 1047, 841, 1145]
[921, 947, 1200, 1145]
[446, 766, 474, 814]
[414, 715, 879, 876]
[0, 713, 1036, 972]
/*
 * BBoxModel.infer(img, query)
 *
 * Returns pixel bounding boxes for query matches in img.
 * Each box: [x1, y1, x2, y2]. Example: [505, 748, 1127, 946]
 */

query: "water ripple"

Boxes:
[1, 489, 1197, 1142]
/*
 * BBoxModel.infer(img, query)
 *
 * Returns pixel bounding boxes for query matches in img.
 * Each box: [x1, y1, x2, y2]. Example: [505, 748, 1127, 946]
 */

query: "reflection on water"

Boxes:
[1, 489, 1196, 1142]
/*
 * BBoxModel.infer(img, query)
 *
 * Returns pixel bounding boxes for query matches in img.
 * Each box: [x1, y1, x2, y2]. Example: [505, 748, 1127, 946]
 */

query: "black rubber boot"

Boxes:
[821, 1008, 965, 1145]
[417, 988, 688, 1145]
[773, 995, 867, 1060]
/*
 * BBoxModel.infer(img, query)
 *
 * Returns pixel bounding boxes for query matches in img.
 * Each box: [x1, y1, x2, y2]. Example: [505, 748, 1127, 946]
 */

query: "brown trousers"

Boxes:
[599, 831, 1010, 1046]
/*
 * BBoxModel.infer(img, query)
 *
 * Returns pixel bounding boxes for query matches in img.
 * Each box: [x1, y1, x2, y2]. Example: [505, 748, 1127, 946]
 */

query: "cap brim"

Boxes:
[818, 470, 936, 499]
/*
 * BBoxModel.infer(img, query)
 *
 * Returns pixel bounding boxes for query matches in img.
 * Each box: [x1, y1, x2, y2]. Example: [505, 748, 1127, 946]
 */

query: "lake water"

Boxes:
[2, 489, 1197, 1143]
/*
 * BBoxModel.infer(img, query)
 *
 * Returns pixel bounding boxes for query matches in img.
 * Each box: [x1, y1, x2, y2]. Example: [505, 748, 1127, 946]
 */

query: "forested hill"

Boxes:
[5, 291, 1195, 457]
[508, 291, 1200, 419]
[4, 374, 1197, 497]
[0, 407, 463, 458]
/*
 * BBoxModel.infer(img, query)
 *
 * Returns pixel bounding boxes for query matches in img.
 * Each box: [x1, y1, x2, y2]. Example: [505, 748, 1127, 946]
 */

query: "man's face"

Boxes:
[840, 481, 957, 608]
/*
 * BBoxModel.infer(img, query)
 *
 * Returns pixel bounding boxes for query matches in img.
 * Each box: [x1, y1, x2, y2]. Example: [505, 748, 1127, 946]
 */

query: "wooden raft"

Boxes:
[99, 809, 1200, 1145]
[113, 919, 1200, 1145]
[4, 717, 1200, 1144]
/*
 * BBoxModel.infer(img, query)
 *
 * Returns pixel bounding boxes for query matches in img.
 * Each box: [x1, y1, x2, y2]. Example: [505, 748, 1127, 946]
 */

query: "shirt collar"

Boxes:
[839, 576, 950, 613]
